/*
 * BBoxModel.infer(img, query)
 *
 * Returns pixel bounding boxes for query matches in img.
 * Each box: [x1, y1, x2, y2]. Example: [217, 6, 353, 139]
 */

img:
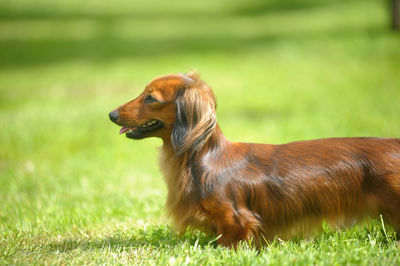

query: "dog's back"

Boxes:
[244, 137, 400, 239]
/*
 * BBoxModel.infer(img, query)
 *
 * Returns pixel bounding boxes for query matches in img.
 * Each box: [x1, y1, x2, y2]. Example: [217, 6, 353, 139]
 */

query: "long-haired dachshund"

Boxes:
[109, 72, 400, 247]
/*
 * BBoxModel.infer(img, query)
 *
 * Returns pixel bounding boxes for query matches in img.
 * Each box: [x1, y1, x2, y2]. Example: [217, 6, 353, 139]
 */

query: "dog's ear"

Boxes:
[172, 84, 217, 156]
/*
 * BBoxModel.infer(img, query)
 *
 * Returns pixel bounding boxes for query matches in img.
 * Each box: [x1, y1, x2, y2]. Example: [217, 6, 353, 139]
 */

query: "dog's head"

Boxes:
[109, 72, 217, 155]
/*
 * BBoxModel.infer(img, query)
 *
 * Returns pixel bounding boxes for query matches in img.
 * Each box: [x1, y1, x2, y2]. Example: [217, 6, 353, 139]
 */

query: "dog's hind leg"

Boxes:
[375, 174, 400, 238]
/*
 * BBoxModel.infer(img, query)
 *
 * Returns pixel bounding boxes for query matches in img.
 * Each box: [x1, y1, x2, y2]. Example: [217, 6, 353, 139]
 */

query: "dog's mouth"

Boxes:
[119, 119, 164, 139]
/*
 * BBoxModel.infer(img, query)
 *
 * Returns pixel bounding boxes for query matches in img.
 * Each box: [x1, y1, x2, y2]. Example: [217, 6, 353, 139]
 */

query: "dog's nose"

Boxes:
[109, 110, 119, 122]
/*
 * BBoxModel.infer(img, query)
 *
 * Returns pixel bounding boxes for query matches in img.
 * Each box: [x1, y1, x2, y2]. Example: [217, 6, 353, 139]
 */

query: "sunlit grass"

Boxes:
[1, 0, 400, 264]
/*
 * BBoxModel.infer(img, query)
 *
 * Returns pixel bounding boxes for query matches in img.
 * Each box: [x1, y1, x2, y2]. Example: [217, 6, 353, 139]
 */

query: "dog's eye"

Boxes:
[145, 95, 158, 104]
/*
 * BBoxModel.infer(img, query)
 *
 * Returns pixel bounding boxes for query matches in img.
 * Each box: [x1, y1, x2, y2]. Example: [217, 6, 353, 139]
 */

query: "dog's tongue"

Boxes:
[119, 127, 130, 135]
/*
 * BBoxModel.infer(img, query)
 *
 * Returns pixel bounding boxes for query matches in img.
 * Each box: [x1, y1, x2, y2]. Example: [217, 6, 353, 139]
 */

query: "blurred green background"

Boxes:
[1, 0, 400, 264]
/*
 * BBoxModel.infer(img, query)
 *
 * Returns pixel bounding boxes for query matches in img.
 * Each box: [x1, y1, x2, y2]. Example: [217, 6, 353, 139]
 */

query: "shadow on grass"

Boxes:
[46, 223, 399, 254]
[232, 0, 336, 16]
[0, 0, 387, 70]
[47, 226, 216, 252]
[0, 24, 386, 70]
[0, 0, 362, 20]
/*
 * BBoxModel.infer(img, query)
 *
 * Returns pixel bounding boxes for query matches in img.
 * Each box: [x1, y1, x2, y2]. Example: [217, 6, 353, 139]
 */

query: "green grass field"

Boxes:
[1, 0, 400, 264]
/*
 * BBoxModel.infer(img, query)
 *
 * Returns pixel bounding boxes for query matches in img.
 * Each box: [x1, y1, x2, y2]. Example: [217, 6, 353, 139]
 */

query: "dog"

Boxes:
[109, 72, 400, 247]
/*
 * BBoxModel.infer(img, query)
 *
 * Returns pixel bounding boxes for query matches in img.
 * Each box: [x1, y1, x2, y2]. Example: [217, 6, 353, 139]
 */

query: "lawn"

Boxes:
[1, 0, 400, 264]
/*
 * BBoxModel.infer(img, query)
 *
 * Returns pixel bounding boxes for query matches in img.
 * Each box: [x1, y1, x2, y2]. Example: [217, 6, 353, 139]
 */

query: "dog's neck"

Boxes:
[162, 124, 228, 158]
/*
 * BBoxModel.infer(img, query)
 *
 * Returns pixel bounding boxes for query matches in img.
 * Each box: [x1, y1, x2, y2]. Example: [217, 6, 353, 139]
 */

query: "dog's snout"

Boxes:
[109, 110, 119, 122]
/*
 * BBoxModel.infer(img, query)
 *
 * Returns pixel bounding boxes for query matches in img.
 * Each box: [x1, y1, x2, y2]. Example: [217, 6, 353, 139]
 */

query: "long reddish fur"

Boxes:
[110, 72, 400, 247]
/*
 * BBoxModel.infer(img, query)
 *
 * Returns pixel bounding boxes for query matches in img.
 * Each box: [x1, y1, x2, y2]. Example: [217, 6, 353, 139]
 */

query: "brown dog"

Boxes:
[109, 72, 400, 247]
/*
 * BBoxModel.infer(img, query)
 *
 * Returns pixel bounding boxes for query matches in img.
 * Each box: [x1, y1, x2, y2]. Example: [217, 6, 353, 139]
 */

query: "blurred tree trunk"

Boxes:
[392, 0, 400, 30]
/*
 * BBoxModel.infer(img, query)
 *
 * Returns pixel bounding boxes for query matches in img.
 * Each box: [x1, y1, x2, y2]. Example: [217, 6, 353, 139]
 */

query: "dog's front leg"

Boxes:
[216, 219, 250, 248]
[202, 200, 251, 248]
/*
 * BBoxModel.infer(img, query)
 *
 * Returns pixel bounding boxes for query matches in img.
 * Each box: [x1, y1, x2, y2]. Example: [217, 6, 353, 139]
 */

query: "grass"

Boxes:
[1, 0, 400, 264]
